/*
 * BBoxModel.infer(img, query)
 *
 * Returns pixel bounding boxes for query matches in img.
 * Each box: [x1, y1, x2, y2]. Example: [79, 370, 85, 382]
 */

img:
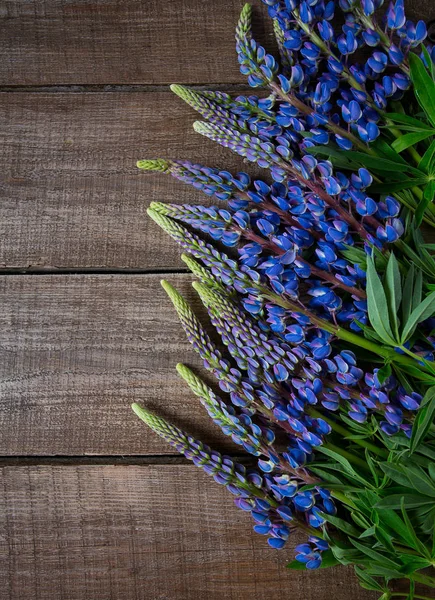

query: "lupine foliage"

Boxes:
[133, 2, 435, 598]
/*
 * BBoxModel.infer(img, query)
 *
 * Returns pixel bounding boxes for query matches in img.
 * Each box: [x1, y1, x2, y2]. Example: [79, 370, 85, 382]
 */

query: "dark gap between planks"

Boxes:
[0, 455, 254, 467]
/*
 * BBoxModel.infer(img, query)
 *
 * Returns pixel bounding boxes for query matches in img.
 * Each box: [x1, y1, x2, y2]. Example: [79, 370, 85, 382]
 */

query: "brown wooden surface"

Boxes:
[0, 273, 239, 456]
[0, 91, 260, 270]
[1, 0, 433, 598]
[0, 465, 373, 600]
[0, 0, 272, 85]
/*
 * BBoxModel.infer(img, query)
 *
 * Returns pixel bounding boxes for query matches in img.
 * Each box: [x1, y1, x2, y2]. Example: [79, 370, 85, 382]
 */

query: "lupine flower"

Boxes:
[133, 1, 435, 593]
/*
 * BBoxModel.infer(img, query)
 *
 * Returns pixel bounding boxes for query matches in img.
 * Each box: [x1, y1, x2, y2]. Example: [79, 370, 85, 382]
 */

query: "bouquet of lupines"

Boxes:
[132, 1, 435, 597]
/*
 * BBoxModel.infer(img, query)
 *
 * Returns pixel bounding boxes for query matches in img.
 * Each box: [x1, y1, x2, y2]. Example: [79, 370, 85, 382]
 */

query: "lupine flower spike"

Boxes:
[133, 1, 435, 596]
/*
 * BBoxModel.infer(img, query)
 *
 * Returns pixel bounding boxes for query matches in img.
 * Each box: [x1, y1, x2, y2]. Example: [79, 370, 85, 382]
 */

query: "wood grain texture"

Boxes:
[0, 465, 374, 600]
[0, 91, 263, 270]
[0, 273, 240, 456]
[0, 0, 272, 85]
[0, 0, 432, 87]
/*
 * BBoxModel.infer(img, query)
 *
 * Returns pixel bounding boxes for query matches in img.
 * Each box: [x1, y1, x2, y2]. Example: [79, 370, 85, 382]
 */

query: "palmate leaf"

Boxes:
[373, 507, 426, 554]
[366, 256, 397, 345]
[409, 52, 435, 129]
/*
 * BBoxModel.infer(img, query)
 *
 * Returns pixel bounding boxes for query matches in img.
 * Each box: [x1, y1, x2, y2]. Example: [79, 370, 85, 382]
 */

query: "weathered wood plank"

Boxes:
[0, 0, 432, 87]
[0, 0, 272, 85]
[0, 273, 240, 456]
[0, 91, 260, 270]
[0, 465, 374, 600]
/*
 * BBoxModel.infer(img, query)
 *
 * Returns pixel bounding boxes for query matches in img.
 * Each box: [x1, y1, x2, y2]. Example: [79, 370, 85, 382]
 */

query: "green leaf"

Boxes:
[364, 565, 403, 579]
[418, 443, 435, 461]
[354, 320, 385, 343]
[400, 462, 435, 497]
[379, 463, 411, 487]
[286, 550, 339, 570]
[305, 146, 358, 169]
[412, 269, 423, 312]
[309, 467, 343, 484]
[365, 448, 380, 486]
[398, 556, 433, 574]
[401, 290, 435, 343]
[374, 526, 395, 554]
[415, 180, 435, 228]
[374, 508, 420, 551]
[399, 242, 435, 279]
[386, 112, 434, 131]
[343, 151, 423, 175]
[354, 567, 385, 592]
[391, 130, 435, 154]
[384, 252, 401, 338]
[366, 256, 397, 345]
[422, 45, 435, 81]
[331, 546, 369, 566]
[321, 513, 361, 537]
[410, 387, 435, 454]
[376, 494, 434, 510]
[401, 265, 415, 326]
[409, 52, 435, 128]
[418, 506, 435, 536]
[370, 178, 430, 194]
[316, 447, 371, 486]
[401, 498, 431, 558]
[419, 139, 435, 174]
[349, 539, 401, 569]
[372, 138, 409, 164]
[359, 525, 376, 539]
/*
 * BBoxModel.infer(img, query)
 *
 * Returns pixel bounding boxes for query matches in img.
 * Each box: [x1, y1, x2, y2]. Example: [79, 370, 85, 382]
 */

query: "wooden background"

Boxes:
[0, 1, 433, 599]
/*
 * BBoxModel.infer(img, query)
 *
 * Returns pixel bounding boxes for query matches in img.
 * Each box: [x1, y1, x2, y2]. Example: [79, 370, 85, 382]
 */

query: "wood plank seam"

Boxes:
[0, 84, 255, 93]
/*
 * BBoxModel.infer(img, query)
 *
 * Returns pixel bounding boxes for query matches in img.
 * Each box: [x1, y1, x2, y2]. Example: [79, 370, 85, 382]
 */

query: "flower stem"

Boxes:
[309, 408, 388, 458]
[391, 595, 435, 600]
[262, 287, 435, 374]
[324, 442, 371, 471]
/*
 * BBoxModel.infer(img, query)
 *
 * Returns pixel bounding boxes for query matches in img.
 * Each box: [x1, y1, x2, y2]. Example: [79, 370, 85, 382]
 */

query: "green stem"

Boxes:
[400, 346, 435, 376]
[324, 442, 370, 471]
[392, 595, 435, 600]
[263, 288, 434, 374]
[309, 408, 388, 458]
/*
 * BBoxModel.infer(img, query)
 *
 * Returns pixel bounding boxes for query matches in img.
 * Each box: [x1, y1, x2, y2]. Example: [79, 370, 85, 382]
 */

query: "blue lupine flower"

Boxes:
[140, 0, 435, 570]
[386, 0, 406, 31]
